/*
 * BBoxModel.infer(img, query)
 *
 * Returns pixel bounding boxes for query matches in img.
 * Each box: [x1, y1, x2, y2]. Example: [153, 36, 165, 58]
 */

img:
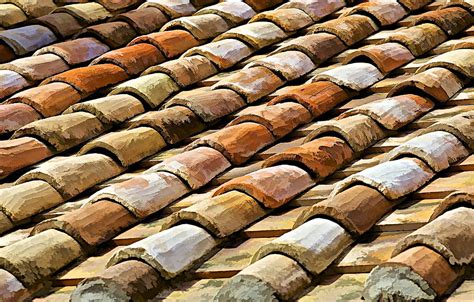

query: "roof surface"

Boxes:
[0, 0, 473, 301]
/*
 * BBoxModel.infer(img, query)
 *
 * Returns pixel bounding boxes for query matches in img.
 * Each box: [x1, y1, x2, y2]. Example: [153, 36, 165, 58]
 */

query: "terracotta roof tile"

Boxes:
[34, 38, 110, 66]
[89, 172, 189, 218]
[79, 127, 166, 167]
[188, 122, 274, 165]
[64, 94, 145, 125]
[34, 12, 82, 39]
[196, 2, 256, 25]
[54, 3, 112, 24]
[12, 112, 106, 152]
[183, 38, 253, 69]
[0, 25, 57, 56]
[143, 55, 217, 87]
[42, 63, 128, 97]
[112, 7, 168, 35]
[0, 138, 52, 180]
[250, 8, 313, 32]
[274, 33, 345, 65]
[76, 21, 137, 48]
[342, 1, 406, 27]
[128, 106, 205, 144]
[214, 165, 314, 208]
[0, 103, 39, 134]
[0, 4, 27, 28]
[91, 43, 165, 76]
[311, 14, 378, 46]
[141, 0, 197, 19]
[279, 0, 345, 21]
[129, 30, 199, 58]
[161, 14, 230, 40]
[414, 7, 473, 36]
[167, 88, 245, 123]
[215, 21, 287, 49]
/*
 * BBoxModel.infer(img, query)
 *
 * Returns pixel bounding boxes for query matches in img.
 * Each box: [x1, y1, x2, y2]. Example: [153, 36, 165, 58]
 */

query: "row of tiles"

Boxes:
[1, 1, 463, 183]
[0, 1, 468, 300]
[0, 0, 439, 235]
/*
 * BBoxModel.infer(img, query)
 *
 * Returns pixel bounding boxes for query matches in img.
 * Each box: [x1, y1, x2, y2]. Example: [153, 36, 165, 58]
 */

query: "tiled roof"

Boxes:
[0, 0, 473, 301]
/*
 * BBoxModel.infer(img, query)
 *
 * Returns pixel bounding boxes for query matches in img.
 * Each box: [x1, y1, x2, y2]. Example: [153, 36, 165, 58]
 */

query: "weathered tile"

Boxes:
[0, 269, 29, 302]
[251, 8, 313, 32]
[344, 43, 414, 74]
[144, 55, 217, 87]
[110, 73, 179, 108]
[176, 191, 266, 238]
[33, 200, 136, 248]
[54, 3, 112, 24]
[214, 66, 283, 103]
[0, 103, 39, 134]
[385, 23, 447, 56]
[43, 64, 128, 97]
[8, 82, 81, 117]
[16, 153, 123, 199]
[215, 165, 313, 209]
[0, 70, 31, 100]
[229, 102, 311, 138]
[0, 4, 27, 28]
[343, 1, 406, 26]
[12, 112, 105, 152]
[162, 14, 229, 40]
[35, 12, 82, 39]
[0, 180, 62, 223]
[188, 122, 274, 165]
[384, 131, 469, 172]
[338, 94, 434, 130]
[76, 21, 137, 49]
[414, 7, 472, 36]
[273, 33, 345, 65]
[311, 15, 378, 46]
[35, 38, 110, 66]
[364, 246, 459, 301]
[298, 185, 392, 236]
[215, 254, 311, 301]
[167, 88, 245, 123]
[393, 207, 474, 265]
[270, 81, 349, 117]
[314, 62, 384, 91]
[215, 21, 287, 49]
[129, 30, 199, 59]
[305, 115, 386, 152]
[390, 68, 463, 103]
[65, 94, 144, 125]
[254, 218, 352, 274]
[417, 49, 474, 79]
[89, 172, 189, 218]
[79, 127, 166, 167]
[420, 109, 474, 149]
[0, 25, 56, 55]
[147, 147, 230, 190]
[70, 259, 162, 301]
[265, 136, 353, 180]
[332, 158, 434, 200]
[184, 39, 253, 70]
[91, 43, 165, 76]
[113, 7, 168, 35]
[0, 54, 68, 81]
[0, 229, 82, 286]
[128, 106, 205, 144]
[108, 224, 216, 279]
[247, 51, 315, 81]
[141, 0, 196, 18]
[196, 2, 256, 24]
[430, 187, 474, 220]
[279, 0, 345, 21]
